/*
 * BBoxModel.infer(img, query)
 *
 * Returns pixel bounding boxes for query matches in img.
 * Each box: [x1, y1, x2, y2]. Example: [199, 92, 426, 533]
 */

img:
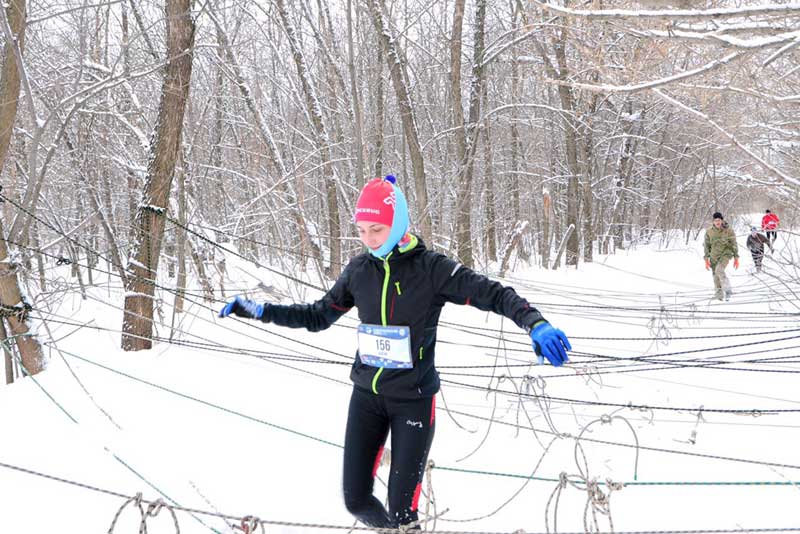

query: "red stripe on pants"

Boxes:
[411, 482, 422, 512]
[372, 446, 384, 478]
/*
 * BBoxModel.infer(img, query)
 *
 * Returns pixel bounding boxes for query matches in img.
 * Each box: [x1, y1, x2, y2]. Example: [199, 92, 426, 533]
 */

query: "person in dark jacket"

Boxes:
[746, 226, 772, 272]
[219, 176, 570, 529]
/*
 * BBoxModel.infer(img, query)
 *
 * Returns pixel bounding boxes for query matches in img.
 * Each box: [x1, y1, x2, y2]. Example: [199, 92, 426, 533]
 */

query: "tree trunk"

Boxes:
[454, 0, 487, 269]
[212, 25, 227, 226]
[509, 10, 528, 261]
[122, 0, 195, 351]
[206, 6, 323, 269]
[641, 116, 672, 238]
[542, 188, 552, 268]
[347, 0, 366, 185]
[551, 224, 575, 271]
[553, 25, 581, 267]
[64, 133, 129, 285]
[1, 318, 13, 384]
[0, 0, 25, 172]
[581, 87, 599, 263]
[0, 218, 44, 375]
[482, 86, 496, 263]
[188, 235, 214, 302]
[372, 46, 385, 178]
[0, 0, 44, 376]
[366, 0, 431, 243]
[449, 0, 470, 264]
[449, 0, 467, 166]
[605, 100, 638, 252]
[173, 153, 188, 315]
[125, 0, 158, 63]
[500, 221, 528, 277]
[275, 0, 341, 278]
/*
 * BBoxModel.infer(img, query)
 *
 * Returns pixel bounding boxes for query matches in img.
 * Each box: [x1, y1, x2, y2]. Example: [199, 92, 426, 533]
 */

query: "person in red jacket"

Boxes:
[219, 175, 571, 530]
[761, 209, 780, 245]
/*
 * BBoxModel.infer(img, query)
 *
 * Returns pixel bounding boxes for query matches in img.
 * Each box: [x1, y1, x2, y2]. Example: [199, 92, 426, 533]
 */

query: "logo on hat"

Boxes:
[356, 207, 381, 215]
[383, 192, 396, 207]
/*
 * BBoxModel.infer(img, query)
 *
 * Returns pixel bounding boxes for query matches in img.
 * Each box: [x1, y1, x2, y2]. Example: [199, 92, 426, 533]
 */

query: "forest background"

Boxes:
[0, 0, 799, 380]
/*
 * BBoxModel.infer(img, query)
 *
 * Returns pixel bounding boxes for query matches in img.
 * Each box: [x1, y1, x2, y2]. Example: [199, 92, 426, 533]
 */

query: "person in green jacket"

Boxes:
[703, 211, 739, 300]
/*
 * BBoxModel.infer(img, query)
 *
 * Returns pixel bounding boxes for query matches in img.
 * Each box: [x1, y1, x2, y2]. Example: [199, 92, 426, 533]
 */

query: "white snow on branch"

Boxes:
[138, 204, 166, 214]
[653, 89, 800, 188]
[629, 29, 800, 49]
[532, 1, 800, 20]
[546, 51, 745, 94]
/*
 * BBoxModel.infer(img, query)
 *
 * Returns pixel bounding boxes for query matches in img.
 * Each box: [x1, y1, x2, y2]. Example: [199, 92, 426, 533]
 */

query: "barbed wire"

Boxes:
[3, 458, 800, 534]
[52, 345, 800, 475]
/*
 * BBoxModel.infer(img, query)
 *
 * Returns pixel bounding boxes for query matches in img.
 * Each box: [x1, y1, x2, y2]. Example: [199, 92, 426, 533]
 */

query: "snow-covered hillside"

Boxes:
[2, 229, 799, 534]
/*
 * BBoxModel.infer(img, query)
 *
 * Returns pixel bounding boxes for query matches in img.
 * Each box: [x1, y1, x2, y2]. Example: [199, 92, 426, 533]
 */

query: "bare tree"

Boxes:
[206, 6, 324, 273]
[122, 0, 196, 351]
[0, 0, 44, 376]
[347, 0, 366, 185]
[366, 0, 431, 243]
[275, 0, 342, 278]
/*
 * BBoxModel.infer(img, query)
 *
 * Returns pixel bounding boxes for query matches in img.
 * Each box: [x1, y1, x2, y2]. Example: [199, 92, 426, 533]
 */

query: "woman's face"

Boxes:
[357, 221, 391, 251]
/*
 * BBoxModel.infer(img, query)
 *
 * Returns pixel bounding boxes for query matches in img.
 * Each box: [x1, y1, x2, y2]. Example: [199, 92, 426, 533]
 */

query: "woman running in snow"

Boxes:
[219, 175, 571, 529]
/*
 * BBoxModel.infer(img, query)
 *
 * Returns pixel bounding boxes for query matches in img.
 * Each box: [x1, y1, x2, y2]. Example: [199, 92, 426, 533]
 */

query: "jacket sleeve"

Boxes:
[262, 260, 355, 332]
[429, 252, 544, 331]
[703, 231, 711, 259]
[729, 228, 739, 258]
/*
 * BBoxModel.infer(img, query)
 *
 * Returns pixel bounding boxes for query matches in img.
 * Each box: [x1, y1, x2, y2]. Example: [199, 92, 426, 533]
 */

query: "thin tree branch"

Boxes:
[533, 1, 800, 21]
[652, 89, 800, 188]
[546, 50, 748, 94]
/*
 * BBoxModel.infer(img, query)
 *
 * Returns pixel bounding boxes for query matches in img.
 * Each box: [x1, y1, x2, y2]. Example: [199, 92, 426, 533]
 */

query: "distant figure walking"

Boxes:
[704, 212, 739, 301]
[746, 226, 772, 272]
[761, 209, 780, 245]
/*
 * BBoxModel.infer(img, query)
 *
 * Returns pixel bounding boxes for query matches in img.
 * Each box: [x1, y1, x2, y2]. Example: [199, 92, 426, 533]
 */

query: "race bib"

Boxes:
[357, 324, 412, 369]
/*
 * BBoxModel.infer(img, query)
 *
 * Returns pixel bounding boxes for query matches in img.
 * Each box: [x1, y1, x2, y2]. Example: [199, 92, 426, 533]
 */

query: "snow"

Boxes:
[2, 219, 800, 533]
[127, 258, 149, 271]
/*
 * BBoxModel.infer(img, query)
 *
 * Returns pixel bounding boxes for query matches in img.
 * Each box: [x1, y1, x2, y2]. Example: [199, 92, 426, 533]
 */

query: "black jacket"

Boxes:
[746, 232, 771, 253]
[262, 236, 545, 398]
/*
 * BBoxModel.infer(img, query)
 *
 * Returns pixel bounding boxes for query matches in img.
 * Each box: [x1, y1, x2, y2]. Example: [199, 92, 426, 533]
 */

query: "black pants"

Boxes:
[343, 386, 435, 528]
[751, 250, 764, 270]
[767, 230, 777, 245]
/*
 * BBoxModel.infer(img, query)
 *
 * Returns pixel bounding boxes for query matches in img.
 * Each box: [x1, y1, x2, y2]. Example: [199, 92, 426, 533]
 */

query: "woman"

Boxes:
[219, 175, 571, 528]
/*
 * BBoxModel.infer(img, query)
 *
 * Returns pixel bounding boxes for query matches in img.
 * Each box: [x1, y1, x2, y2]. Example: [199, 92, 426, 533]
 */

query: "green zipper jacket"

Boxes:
[260, 236, 545, 398]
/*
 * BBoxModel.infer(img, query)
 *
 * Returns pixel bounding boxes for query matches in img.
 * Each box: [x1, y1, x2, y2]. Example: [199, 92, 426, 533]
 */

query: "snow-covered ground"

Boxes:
[2, 223, 799, 534]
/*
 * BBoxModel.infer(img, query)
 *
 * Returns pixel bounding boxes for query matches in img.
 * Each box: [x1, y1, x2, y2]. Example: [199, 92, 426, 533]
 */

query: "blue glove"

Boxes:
[530, 322, 571, 367]
[218, 296, 265, 320]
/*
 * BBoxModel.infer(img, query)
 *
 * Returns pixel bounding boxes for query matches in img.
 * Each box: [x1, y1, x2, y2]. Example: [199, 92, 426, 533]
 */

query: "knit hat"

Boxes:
[712, 211, 723, 220]
[354, 175, 409, 257]
[751, 226, 758, 233]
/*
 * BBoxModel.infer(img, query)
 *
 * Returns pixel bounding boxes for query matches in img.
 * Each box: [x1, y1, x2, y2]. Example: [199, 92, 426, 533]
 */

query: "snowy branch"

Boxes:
[676, 83, 800, 105]
[532, 1, 800, 21]
[627, 29, 800, 49]
[546, 51, 747, 94]
[653, 89, 800, 188]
